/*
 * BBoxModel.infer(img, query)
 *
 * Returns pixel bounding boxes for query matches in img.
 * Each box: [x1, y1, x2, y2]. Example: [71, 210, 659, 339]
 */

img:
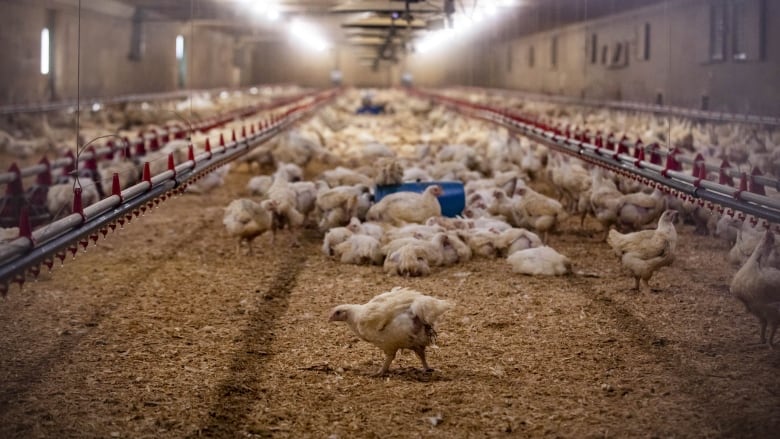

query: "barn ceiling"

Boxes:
[68, 0, 670, 65]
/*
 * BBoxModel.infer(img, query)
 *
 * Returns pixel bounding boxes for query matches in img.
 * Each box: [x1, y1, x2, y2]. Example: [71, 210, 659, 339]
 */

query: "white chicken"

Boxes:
[223, 198, 278, 254]
[186, 164, 231, 194]
[332, 234, 383, 265]
[266, 169, 306, 234]
[46, 178, 101, 219]
[367, 185, 443, 226]
[615, 189, 666, 231]
[729, 230, 780, 347]
[512, 187, 568, 242]
[507, 246, 572, 276]
[329, 287, 453, 376]
[322, 226, 353, 257]
[383, 242, 441, 277]
[607, 210, 679, 291]
[246, 175, 273, 197]
[316, 185, 372, 231]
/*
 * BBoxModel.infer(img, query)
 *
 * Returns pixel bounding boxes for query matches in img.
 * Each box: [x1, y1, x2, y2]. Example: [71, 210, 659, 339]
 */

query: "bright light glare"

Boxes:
[416, 2, 511, 55]
[249, 87, 259, 95]
[417, 28, 455, 54]
[289, 19, 330, 52]
[41, 28, 49, 75]
[175, 35, 184, 59]
[251, 3, 281, 21]
[266, 7, 280, 21]
[91, 103, 102, 112]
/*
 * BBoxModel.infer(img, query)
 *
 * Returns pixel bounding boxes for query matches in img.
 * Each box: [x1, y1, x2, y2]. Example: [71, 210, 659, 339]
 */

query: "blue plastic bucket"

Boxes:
[374, 181, 465, 218]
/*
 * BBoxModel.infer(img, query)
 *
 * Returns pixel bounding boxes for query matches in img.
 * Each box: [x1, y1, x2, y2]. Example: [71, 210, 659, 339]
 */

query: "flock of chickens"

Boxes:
[216, 89, 779, 372]
[0, 87, 300, 230]
[3, 87, 776, 376]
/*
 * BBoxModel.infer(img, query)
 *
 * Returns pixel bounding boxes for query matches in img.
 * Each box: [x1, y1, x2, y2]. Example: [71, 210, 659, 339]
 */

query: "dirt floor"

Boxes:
[0, 162, 779, 438]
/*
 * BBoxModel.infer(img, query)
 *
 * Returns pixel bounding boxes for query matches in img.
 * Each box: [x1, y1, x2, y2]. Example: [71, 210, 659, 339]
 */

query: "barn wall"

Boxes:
[250, 40, 332, 88]
[407, 0, 780, 117]
[0, 1, 49, 104]
[249, 42, 402, 88]
[0, 1, 251, 105]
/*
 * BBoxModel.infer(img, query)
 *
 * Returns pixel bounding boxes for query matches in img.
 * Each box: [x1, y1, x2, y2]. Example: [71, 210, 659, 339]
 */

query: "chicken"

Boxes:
[322, 226, 353, 257]
[329, 287, 453, 376]
[383, 242, 442, 277]
[607, 210, 679, 291]
[587, 169, 624, 238]
[512, 187, 568, 242]
[247, 175, 273, 197]
[729, 230, 780, 347]
[374, 158, 404, 186]
[367, 185, 443, 226]
[266, 170, 306, 234]
[332, 234, 383, 265]
[46, 177, 101, 219]
[316, 185, 371, 231]
[615, 189, 666, 232]
[321, 166, 374, 187]
[98, 158, 138, 193]
[223, 198, 278, 254]
[346, 217, 385, 241]
[498, 227, 543, 257]
[507, 246, 572, 276]
[186, 164, 230, 194]
[456, 228, 503, 258]
[727, 222, 780, 268]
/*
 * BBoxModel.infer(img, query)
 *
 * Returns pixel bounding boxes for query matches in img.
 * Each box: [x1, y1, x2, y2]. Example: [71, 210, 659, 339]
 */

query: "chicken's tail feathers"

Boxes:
[411, 296, 454, 325]
[606, 228, 624, 250]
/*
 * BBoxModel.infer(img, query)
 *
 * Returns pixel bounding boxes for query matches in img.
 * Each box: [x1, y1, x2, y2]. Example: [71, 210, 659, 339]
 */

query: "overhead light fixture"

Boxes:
[289, 19, 330, 52]
[40, 28, 50, 75]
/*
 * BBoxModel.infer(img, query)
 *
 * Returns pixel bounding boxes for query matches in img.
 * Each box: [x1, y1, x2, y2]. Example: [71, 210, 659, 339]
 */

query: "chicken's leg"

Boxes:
[372, 350, 397, 377]
[413, 346, 433, 372]
[633, 276, 640, 291]
[759, 318, 768, 345]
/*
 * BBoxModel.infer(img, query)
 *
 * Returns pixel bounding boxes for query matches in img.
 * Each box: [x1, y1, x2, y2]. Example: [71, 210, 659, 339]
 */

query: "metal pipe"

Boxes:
[0, 84, 305, 115]
[0, 91, 316, 184]
[0, 88, 339, 285]
[453, 85, 780, 127]
[419, 90, 780, 225]
[0, 181, 176, 285]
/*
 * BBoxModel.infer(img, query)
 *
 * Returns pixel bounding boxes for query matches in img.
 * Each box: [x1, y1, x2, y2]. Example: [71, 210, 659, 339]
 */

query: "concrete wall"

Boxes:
[406, 0, 780, 117]
[249, 41, 402, 88]
[0, 1, 49, 104]
[250, 40, 332, 88]
[0, 1, 251, 105]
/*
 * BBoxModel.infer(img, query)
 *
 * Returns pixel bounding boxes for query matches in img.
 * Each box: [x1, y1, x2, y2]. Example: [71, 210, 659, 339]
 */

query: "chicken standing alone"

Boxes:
[729, 230, 780, 347]
[607, 209, 679, 291]
[329, 287, 453, 376]
[223, 198, 278, 254]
